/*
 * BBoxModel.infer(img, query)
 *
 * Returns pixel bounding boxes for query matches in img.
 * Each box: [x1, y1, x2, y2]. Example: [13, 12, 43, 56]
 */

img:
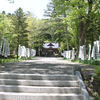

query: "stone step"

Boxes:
[0, 73, 77, 80]
[0, 79, 79, 87]
[0, 85, 81, 94]
[0, 92, 84, 100]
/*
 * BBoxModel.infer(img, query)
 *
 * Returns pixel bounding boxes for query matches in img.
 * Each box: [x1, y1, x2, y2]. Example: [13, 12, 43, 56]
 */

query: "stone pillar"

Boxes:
[99, 36, 100, 48]
[88, 45, 91, 60]
[2, 39, 6, 56]
[96, 41, 99, 60]
[81, 46, 84, 60]
[71, 48, 75, 60]
[79, 46, 82, 60]
[0, 37, 4, 55]
[68, 50, 71, 59]
[91, 46, 94, 58]
[20, 46, 22, 57]
[65, 51, 66, 58]
[66, 51, 68, 59]
[83, 45, 86, 60]
[93, 41, 96, 59]
[64, 51, 66, 58]
[24, 47, 26, 57]
[18, 45, 21, 57]
[4, 44, 8, 57]
[8, 43, 10, 56]
[27, 48, 30, 57]
[91, 41, 96, 59]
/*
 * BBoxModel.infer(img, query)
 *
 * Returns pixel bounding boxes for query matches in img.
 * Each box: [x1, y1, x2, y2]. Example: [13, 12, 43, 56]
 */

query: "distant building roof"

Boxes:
[43, 42, 59, 49]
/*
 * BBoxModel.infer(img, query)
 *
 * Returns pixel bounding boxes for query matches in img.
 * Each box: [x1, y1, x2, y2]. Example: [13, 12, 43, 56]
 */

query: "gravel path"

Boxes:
[0, 57, 96, 74]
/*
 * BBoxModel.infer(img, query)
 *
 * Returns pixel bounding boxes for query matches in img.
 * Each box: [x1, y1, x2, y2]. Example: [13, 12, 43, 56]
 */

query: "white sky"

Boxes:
[0, 0, 50, 19]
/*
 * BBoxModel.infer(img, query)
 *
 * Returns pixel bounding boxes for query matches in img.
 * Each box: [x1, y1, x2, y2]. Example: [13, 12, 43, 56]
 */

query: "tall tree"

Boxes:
[53, 0, 100, 47]
[11, 7, 29, 59]
[0, 13, 12, 38]
[44, 1, 66, 51]
[8, 0, 14, 3]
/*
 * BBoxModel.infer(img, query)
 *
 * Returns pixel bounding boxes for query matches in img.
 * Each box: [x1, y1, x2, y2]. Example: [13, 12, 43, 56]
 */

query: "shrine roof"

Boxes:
[43, 42, 59, 49]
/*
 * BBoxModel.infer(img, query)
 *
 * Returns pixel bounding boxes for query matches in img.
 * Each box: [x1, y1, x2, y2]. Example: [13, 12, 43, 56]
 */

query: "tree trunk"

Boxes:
[80, 20, 90, 46]
[64, 14, 69, 51]
[78, 17, 83, 47]
[17, 44, 19, 59]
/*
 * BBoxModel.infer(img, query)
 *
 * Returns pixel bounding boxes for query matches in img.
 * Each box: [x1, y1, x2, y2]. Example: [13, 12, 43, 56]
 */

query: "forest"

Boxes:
[0, 0, 100, 58]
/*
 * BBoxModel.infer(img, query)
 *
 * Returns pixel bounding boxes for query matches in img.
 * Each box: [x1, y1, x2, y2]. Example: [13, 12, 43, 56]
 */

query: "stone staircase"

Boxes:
[0, 73, 85, 100]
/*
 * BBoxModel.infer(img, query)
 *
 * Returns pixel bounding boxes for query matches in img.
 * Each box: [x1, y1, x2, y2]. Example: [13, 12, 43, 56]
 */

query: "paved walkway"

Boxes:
[0, 57, 96, 74]
[0, 57, 97, 100]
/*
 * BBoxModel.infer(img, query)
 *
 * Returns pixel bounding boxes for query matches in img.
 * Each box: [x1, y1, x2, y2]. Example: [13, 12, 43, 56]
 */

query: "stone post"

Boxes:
[8, 43, 10, 56]
[71, 48, 75, 60]
[4, 44, 8, 57]
[0, 37, 4, 55]
[88, 45, 91, 60]
[18, 45, 21, 57]
[99, 36, 100, 48]
[2, 39, 6, 56]
[83, 45, 86, 60]
[96, 41, 99, 60]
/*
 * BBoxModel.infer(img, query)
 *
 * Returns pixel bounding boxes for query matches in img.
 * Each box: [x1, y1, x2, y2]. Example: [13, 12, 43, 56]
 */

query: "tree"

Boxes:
[11, 7, 29, 59]
[50, 0, 100, 57]
[0, 13, 12, 38]
[53, 0, 100, 46]
[44, 0, 70, 50]
[8, 0, 14, 3]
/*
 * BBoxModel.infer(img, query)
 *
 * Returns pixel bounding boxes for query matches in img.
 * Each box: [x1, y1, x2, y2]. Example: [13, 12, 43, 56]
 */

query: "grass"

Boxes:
[79, 59, 100, 66]
[0, 58, 22, 63]
[0, 56, 34, 64]
[63, 57, 100, 66]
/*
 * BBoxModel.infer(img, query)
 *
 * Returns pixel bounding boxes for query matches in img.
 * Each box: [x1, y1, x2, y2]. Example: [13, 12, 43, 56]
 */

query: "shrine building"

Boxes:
[42, 42, 59, 57]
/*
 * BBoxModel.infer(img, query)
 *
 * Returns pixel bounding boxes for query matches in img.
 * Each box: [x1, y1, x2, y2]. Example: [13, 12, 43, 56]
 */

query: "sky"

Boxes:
[0, 0, 50, 19]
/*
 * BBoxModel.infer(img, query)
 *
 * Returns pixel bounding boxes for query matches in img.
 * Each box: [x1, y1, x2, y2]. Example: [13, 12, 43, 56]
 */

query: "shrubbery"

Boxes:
[79, 59, 100, 66]
[0, 56, 34, 63]
[63, 57, 100, 66]
[93, 67, 100, 83]
[0, 58, 21, 63]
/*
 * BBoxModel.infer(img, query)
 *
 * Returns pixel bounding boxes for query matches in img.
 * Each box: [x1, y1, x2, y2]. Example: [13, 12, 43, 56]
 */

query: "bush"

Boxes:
[93, 67, 100, 85]
[13, 55, 17, 58]
[79, 59, 100, 66]
[0, 58, 22, 63]
[95, 67, 100, 76]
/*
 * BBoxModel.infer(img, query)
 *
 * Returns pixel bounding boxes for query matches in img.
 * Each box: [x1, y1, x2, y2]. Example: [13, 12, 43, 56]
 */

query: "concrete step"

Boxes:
[0, 73, 77, 80]
[0, 73, 85, 100]
[0, 92, 84, 100]
[0, 85, 81, 94]
[0, 79, 79, 87]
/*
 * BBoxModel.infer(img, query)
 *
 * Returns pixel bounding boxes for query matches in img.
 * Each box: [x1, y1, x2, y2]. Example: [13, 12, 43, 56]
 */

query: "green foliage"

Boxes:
[95, 67, 100, 76]
[0, 56, 34, 64]
[95, 97, 100, 100]
[79, 59, 100, 66]
[0, 0, 100, 58]
[44, 0, 100, 52]
[11, 7, 29, 47]
[0, 58, 21, 63]
[13, 55, 17, 58]
[94, 92, 100, 100]
[0, 13, 12, 38]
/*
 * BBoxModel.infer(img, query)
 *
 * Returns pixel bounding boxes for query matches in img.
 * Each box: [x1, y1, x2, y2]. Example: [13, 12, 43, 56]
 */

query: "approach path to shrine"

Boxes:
[0, 57, 96, 100]
[0, 57, 95, 74]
